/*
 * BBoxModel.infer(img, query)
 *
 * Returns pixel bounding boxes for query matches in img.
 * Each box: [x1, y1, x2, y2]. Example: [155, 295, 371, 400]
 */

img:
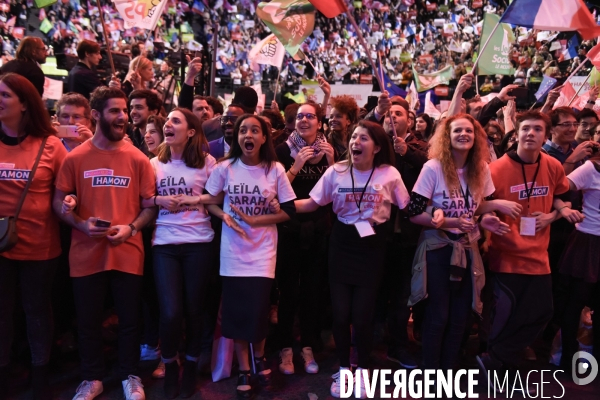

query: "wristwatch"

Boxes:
[128, 223, 138, 237]
[587, 100, 596, 104]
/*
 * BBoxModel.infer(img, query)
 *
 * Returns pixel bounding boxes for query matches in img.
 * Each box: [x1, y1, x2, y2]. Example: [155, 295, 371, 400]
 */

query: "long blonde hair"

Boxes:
[428, 113, 489, 199]
[125, 56, 153, 84]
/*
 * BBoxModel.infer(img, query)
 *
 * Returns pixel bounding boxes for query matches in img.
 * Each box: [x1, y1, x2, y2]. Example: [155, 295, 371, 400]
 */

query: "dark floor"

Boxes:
[5, 325, 599, 400]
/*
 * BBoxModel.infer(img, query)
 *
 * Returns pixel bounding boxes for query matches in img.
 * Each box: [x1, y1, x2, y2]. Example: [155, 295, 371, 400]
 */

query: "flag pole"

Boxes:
[377, 50, 397, 137]
[273, 59, 283, 104]
[567, 69, 593, 106]
[97, 1, 116, 76]
[339, 1, 397, 137]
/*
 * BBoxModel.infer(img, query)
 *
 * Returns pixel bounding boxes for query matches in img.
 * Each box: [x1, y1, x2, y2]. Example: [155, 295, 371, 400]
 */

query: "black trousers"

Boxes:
[275, 223, 328, 350]
[488, 273, 553, 367]
[559, 275, 600, 367]
[330, 281, 380, 369]
[73, 270, 143, 381]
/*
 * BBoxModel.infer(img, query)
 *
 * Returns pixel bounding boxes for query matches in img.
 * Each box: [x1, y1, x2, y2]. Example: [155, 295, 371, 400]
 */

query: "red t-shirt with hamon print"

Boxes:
[488, 153, 569, 275]
[55, 140, 155, 277]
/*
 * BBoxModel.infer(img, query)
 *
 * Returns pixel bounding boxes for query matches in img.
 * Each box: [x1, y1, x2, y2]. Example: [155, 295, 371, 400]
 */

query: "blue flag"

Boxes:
[535, 75, 558, 101]
[377, 62, 406, 98]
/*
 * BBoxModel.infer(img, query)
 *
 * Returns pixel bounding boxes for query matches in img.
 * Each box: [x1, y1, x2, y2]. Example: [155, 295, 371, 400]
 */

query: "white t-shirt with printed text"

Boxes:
[567, 160, 600, 236]
[151, 155, 217, 245]
[309, 162, 410, 226]
[205, 159, 296, 278]
[413, 159, 495, 234]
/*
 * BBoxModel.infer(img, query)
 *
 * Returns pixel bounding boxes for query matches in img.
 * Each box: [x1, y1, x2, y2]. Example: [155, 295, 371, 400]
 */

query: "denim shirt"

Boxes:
[409, 228, 485, 316]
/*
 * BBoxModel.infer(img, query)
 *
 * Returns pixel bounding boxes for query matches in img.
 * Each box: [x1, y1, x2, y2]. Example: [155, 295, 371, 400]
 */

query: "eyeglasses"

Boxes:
[508, 136, 517, 142]
[58, 114, 88, 123]
[220, 116, 238, 124]
[296, 113, 317, 121]
[580, 122, 595, 128]
[555, 122, 580, 128]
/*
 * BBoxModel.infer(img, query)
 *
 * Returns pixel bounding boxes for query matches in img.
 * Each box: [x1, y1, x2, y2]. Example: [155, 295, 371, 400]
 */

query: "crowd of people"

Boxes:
[1, 1, 600, 400]
[0, 0, 596, 102]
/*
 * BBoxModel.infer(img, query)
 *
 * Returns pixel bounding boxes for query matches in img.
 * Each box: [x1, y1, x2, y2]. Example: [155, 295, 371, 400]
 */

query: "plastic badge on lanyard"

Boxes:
[519, 158, 541, 236]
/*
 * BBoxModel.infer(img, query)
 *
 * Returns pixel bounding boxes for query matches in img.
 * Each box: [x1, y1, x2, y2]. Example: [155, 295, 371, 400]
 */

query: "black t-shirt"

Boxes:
[275, 142, 329, 223]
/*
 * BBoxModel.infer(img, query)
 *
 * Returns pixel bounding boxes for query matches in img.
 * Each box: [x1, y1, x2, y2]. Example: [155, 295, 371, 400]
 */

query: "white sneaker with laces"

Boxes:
[330, 367, 351, 398]
[139, 344, 161, 361]
[301, 347, 319, 374]
[72, 380, 103, 400]
[122, 375, 145, 400]
[152, 361, 165, 379]
[354, 368, 368, 399]
[279, 347, 295, 375]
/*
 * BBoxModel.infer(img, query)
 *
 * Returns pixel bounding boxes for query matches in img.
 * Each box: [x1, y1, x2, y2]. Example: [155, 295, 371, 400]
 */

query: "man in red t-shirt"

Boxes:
[477, 111, 583, 388]
[53, 87, 155, 400]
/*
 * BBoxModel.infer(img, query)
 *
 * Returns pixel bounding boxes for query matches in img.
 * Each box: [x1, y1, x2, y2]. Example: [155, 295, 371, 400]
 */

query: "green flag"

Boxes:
[285, 92, 306, 103]
[39, 18, 53, 34]
[257, 0, 316, 57]
[34, 0, 57, 8]
[413, 65, 453, 92]
[477, 13, 515, 76]
[590, 67, 600, 86]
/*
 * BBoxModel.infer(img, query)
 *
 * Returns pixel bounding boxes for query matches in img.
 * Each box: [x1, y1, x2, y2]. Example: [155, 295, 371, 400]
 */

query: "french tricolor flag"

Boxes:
[500, 0, 600, 39]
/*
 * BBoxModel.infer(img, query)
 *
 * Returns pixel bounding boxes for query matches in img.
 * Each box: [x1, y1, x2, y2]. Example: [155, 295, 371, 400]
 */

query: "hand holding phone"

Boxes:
[94, 218, 111, 228]
[57, 125, 79, 138]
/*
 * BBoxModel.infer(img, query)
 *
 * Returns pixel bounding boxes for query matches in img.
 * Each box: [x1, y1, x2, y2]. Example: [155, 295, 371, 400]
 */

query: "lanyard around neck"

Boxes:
[350, 166, 375, 214]
[520, 160, 541, 213]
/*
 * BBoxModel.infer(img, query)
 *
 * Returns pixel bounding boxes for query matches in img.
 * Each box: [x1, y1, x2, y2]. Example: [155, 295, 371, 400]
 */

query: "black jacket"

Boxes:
[67, 62, 102, 99]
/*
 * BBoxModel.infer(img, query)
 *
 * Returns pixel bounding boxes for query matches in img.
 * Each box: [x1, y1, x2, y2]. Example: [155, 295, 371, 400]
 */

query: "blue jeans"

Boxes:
[153, 242, 215, 359]
[422, 245, 473, 369]
[0, 256, 58, 367]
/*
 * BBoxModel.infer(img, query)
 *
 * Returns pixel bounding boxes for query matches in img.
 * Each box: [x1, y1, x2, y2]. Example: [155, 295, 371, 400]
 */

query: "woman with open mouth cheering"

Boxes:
[201, 114, 296, 398]
[294, 120, 410, 398]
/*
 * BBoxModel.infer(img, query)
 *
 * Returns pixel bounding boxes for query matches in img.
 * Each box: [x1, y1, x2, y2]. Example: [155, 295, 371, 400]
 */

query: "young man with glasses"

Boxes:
[55, 93, 94, 152]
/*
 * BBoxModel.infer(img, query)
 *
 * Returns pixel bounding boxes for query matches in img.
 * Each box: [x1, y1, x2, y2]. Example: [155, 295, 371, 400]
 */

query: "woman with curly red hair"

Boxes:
[407, 113, 520, 370]
[327, 95, 358, 159]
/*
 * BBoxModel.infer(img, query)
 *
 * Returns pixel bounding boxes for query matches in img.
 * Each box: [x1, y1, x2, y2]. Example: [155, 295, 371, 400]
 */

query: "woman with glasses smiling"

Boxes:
[273, 101, 336, 376]
[53, 93, 94, 152]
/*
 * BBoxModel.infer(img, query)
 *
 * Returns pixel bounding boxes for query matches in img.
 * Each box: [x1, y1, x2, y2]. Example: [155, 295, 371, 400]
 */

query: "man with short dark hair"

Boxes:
[68, 40, 120, 99]
[192, 95, 223, 123]
[202, 86, 258, 141]
[127, 90, 161, 156]
[53, 87, 155, 400]
[0, 37, 46, 96]
[575, 108, 599, 144]
[207, 104, 245, 159]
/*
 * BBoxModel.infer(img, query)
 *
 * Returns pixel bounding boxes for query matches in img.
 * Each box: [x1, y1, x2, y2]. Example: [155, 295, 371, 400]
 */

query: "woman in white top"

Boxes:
[408, 114, 517, 370]
[558, 156, 600, 369]
[295, 120, 410, 398]
[190, 114, 296, 397]
[141, 108, 216, 399]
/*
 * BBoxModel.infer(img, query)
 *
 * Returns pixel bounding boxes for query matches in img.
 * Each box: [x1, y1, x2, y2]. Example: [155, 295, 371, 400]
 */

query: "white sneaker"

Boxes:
[139, 344, 161, 361]
[72, 380, 103, 400]
[354, 368, 368, 399]
[152, 361, 165, 379]
[122, 375, 145, 400]
[330, 367, 351, 398]
[301, 347, 319, 374]
[278, 347, 295, 375]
